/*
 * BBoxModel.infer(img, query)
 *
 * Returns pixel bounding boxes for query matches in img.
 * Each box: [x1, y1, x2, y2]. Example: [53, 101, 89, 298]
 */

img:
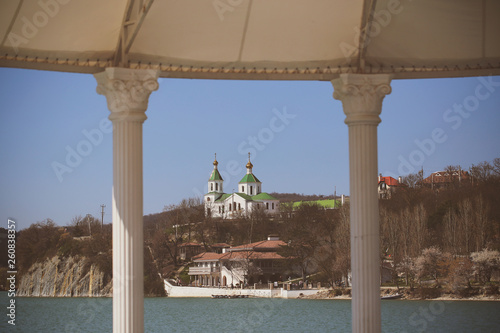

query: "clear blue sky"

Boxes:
[1, 68, 499, 230]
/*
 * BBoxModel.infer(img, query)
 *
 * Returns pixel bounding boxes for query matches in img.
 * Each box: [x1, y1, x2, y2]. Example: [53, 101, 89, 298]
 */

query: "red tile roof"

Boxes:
[193, 250, 284, 262]
[192, 252, 225, 261]
[211, 243, 230, 248]
[378, 176, 400, 186]
[222, 251, 284, 260]
[230, 239, 286, 251]
[421, 170, 469, 184]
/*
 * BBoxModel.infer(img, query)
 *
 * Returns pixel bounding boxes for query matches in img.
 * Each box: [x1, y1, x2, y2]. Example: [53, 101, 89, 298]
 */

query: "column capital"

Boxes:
[94, 67, 160, 122]
[331, 74, 392, 125]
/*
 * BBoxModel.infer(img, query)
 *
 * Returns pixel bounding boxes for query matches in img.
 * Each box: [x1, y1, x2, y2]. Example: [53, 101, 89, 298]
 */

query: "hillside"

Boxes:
[7, 158, 500, 297]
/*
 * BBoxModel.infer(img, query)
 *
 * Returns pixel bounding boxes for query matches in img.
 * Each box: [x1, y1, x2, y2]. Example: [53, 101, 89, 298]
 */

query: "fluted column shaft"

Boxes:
[332, 74, 392, 333]
[94, 68, 159, 333]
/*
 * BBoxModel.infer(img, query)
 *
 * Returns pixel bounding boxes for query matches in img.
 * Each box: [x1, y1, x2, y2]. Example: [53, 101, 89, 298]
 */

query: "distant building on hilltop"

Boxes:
[420, 169, 469, 189]
[378, 174, 404, 199]
[204, 154, 280, 219]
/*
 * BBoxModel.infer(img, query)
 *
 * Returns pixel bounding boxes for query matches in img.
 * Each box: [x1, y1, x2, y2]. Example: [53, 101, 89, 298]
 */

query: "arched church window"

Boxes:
[211, 183, 213, 191]
[242, 186, 244, 192]
[215, 183, 218, 191]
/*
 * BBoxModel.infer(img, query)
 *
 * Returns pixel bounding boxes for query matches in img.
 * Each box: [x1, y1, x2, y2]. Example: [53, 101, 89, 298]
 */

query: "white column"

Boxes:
[94, 68, 159, 333]
[332, 74, 392, 333]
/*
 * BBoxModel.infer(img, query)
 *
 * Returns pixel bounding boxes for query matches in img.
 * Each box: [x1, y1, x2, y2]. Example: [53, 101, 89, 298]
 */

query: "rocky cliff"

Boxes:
[17, 256, 112, 297]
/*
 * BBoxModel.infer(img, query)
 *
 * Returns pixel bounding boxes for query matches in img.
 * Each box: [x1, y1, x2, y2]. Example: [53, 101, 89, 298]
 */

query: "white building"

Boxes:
[204, 154, 280, 219]
[188, 235, 286, 287]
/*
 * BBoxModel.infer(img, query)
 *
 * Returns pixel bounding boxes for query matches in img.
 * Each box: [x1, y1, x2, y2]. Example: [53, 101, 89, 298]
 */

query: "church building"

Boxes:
[204, 154, 280, 219]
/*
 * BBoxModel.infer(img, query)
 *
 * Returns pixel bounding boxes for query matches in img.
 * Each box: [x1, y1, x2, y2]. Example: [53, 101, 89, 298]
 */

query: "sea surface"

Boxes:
[1, 292, 499, 332]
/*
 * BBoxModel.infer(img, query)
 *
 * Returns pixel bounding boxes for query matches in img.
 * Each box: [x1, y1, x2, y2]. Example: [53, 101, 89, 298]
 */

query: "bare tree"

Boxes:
[447, 257, 474, 291]
[414, 247, 448, 285]
[396, 256, 415, 287]
[492, 158, 500, 177]
[473, 195, 489, 252]
[470, 161, 493, 183]
[457, 199, 474, 255]
[471, 248, 500, 283]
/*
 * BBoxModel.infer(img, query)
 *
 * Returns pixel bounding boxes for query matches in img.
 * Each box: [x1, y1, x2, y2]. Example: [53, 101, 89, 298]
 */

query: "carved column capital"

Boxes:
[332, 74, 392, 125]
[94, 68, 160, 122]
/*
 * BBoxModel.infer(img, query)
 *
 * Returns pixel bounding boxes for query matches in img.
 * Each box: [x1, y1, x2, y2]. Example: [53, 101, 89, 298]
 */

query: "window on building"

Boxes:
[229, 204, 232, 211]
[211, 183, 213, 191]
[222, 206, 224, 213]
[207, 197, 210, 201]
[238, 203, 241, 210]
[242, 186, 244, 192]
[215, 183, 218, 191]
[272, 203, 275, 210]
[219, 206, 221, 213]
[250, 186, 253, 195]
[233, 202, 236, 211]
[266, 203, 269, 210]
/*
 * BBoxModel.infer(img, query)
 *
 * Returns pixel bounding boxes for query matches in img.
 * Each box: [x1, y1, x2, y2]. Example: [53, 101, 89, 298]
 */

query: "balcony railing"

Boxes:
[188, 266, 219, 275]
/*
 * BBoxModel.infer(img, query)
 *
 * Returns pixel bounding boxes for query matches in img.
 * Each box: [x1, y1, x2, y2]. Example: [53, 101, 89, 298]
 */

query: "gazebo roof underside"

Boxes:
[1, 0, 499, 80]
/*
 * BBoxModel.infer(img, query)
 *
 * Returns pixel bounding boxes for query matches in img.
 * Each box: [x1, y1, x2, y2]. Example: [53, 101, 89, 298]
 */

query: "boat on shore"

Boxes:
[211, 294, 249, 299]
[381, 293, 403, 300]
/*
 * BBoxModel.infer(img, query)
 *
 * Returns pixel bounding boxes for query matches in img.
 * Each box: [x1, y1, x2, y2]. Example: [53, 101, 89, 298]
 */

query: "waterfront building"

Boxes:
[188, 235, 286, 287]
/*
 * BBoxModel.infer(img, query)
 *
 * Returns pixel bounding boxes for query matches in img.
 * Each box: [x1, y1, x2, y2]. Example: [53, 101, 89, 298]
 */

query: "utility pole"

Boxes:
[334, 186, 337, 209]
[100, 204, 106, 228]
[86, 214, 92, 237]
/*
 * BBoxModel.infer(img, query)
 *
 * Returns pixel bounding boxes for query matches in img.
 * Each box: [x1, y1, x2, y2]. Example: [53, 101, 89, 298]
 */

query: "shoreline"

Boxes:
[299, 288, 500, 301]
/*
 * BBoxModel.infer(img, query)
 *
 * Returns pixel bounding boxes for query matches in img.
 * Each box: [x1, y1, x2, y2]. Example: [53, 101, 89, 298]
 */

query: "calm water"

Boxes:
[1, 292, 499, 332]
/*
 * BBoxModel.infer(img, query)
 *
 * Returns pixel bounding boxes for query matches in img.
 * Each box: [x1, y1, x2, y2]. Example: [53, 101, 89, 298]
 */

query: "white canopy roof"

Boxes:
[1, 0, 499, 80]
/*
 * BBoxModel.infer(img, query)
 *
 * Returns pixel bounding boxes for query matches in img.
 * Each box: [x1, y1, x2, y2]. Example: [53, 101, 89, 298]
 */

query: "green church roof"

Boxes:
[234, 192, 253, 200]
[239, 173, 261, 184]
[213, 192, 277, 202]
[214, 193, 232, 202]
[252, 192, 279, 201]
[209, 169, 223, 181]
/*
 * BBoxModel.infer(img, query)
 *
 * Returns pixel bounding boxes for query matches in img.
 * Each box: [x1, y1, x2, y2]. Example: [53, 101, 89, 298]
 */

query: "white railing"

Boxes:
[221, 265, 245, 284]
[188, 266, 217, 275]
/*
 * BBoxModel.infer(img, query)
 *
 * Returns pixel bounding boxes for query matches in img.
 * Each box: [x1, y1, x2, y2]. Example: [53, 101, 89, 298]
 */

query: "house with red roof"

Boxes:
[204, 154, 280, 219]
[420, 169, 469, 189]
[378, 174, 404, 199]
[188, 235, 286, 287]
